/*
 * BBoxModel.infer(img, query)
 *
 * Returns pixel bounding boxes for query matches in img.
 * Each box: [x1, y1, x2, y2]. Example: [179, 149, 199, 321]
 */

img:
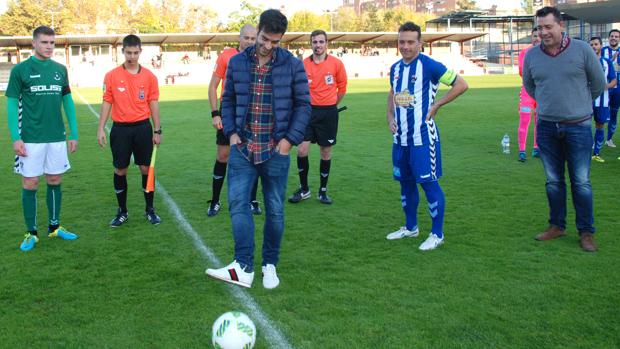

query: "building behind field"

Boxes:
[0, 0, 617, 89]
[426, 3, 618, 72]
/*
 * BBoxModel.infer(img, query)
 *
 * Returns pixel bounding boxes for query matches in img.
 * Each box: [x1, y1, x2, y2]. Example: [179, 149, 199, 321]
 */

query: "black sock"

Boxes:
[320, 159, 331, 192]
[297, 156, 309, 191]
[48, 224, 59, 233]
[29, 230, 38, 236]
[250, 177, 259, 202]
[114, 173, 128, 213]
[212, 160, 227, 203]
[142, 174, 154, 211]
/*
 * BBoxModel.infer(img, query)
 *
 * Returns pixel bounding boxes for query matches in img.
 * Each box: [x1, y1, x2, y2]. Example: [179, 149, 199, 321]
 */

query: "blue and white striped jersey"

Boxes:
[602, 46, 619, 90]
[595, 57, 616, 108]
[390, 54, 456, 147]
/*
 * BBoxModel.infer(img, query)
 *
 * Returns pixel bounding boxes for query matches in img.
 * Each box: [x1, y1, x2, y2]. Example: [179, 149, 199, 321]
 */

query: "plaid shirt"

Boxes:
[541, 33, 570, 57]
[238, 52, 276, 164]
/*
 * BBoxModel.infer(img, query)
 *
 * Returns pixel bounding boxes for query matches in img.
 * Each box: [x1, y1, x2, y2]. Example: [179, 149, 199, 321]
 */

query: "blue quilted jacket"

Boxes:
[221, 45, 311, 145]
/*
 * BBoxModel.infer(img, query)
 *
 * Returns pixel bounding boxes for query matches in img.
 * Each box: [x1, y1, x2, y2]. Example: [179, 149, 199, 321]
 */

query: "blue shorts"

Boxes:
[593, 106, 610, 124]
[392, 143, 442, 183]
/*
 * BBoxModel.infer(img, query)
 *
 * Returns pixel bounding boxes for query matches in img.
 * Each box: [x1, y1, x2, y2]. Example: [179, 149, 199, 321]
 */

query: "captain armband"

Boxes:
[439, 70, 457, 86]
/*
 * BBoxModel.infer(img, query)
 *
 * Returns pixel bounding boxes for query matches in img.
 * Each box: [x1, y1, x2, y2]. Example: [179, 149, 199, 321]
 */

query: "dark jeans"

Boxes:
[536, 119, 594, 234]
[227, 147, 290, 270]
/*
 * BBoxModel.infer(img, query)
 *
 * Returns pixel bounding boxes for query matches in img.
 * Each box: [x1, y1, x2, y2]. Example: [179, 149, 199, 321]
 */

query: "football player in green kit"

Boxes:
[6, 26, 79, 251]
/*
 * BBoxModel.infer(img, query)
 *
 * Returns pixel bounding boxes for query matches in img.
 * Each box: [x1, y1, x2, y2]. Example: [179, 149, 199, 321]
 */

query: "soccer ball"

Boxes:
[212, 311, 256, 349]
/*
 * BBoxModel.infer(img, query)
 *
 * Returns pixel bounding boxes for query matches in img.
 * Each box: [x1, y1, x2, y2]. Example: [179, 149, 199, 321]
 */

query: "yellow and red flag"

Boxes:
[145, 145, 158, 193]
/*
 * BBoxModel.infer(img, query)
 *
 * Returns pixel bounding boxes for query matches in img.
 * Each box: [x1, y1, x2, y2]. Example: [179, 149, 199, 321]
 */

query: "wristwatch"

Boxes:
[211, 110, 221, 117]
[153, 129, 162, 134]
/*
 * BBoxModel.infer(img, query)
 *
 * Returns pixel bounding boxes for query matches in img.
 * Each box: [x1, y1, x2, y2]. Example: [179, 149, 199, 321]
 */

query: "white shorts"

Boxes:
[14, 142, 71, 177]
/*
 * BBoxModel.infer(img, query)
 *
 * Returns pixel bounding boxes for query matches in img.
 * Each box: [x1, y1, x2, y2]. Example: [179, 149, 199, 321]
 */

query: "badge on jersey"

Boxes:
[54, 72, 61, 81]
[393, 90, 415, 109]
[139, 88, 145, 100]
[325, 74, 334, 85]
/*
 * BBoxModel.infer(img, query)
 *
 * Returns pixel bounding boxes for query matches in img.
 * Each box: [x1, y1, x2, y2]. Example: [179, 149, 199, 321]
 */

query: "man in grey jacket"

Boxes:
[523, 6, 606, 252]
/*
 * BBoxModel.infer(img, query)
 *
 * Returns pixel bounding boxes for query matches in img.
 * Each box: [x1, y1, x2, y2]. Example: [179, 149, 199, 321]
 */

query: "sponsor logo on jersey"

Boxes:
[420, 173, 431, 179]
[29, 74, 41, 78]
[117, 87, 126, 92]
[393, 90, 415, 108]
[30, 85, 62, 92]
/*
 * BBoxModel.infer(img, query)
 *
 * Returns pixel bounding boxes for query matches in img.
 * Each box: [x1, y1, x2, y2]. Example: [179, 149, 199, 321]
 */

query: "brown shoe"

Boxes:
[535, 225, 566, 241]
[579, 233, 598, 252]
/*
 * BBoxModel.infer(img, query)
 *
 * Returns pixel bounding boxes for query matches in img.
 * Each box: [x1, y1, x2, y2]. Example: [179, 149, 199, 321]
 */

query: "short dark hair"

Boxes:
[535, 6, 562, 23]
[590, 36, 602, 45]
[258, 9, 288, 35]
[609, 29, 620, 37]
[33, 26, 55, 39]
[122, 34, 141, 49]
[398, 22, 422, 40]
[531, 28, 538, 34]
[310, 29, 327, 42]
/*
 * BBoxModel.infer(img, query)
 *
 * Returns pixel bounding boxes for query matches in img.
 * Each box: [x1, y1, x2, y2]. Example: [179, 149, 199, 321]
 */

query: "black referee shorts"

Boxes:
[304, 105, 339, 146]
[215, 128, 230, 146]
[110, 119, 153, 169]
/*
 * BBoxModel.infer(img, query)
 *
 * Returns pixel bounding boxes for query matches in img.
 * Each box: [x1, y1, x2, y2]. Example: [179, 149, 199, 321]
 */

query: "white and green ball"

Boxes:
[212, 311, 256, 349]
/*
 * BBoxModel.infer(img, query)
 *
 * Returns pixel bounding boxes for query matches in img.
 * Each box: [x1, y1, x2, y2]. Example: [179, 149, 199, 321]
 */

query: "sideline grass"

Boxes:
[1, 75, 619, 348]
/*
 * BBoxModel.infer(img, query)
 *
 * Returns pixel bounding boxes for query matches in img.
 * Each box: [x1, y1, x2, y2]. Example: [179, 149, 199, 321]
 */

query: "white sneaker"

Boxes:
[262, 264, 280, 289]
[386, 226, 419, 240]
[205, 260, 254, 288]
[419, 233, 444, 251]
[606, 139, 616, 148]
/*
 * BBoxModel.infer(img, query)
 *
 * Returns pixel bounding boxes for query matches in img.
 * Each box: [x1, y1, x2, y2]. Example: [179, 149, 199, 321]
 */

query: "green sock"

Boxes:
[22, 188, 37, 232]
[47, 184, 62, 227]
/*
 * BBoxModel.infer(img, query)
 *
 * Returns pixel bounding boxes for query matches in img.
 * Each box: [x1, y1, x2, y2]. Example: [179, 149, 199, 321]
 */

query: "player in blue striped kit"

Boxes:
[601, 29, 620, 149]
[385, 22, 468, 251]
[590, 36, 617, 163]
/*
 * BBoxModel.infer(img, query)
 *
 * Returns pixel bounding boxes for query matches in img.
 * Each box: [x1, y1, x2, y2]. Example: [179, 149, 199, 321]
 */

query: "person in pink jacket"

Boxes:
[517, 28, 541, 162]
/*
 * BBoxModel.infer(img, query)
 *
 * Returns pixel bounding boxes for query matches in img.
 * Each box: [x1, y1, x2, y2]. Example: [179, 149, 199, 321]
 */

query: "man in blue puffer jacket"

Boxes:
[206, 9, 311, 289]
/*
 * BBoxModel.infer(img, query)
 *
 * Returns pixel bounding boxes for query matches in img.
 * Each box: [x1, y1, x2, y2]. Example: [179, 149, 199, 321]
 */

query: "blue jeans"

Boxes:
[536, 119, 595, 234]
[227, 147, 290, 271]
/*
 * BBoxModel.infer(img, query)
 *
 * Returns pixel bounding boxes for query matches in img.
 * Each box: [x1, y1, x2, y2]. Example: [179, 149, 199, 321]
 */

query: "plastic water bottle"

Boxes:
[501, 134, 510, 154]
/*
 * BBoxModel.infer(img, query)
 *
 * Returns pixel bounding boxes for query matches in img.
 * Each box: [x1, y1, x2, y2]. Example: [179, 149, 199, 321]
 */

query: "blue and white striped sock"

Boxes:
[421, 181, 445, 239]
[594, 128, 605, 155]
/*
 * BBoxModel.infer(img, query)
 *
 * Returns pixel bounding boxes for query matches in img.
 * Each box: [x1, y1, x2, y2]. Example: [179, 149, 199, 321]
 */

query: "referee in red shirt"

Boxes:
[207, 24, 260, 217]
[289, 29, 347, 204]
[97, 35, 162, 227]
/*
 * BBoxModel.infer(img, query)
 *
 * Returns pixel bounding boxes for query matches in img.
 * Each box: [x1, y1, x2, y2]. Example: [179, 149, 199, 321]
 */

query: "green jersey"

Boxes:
[6, 56, 71, 143]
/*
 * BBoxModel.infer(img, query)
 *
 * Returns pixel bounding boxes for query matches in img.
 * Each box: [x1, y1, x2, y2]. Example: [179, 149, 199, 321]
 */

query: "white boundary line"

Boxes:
[75, 90, 294, 349]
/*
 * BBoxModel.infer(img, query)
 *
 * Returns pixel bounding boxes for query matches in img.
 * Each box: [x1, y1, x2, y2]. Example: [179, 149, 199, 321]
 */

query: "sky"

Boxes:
[0, 0, 524, 21]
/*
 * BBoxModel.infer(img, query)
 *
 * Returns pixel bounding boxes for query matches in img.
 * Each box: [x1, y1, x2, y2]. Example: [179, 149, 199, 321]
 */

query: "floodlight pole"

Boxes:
[324, 10, 334, 32]
[48, 11, 60, 29]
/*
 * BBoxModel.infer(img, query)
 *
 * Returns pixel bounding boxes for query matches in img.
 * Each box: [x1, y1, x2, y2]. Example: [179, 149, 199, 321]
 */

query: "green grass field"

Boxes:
[1, 76, 619, 348]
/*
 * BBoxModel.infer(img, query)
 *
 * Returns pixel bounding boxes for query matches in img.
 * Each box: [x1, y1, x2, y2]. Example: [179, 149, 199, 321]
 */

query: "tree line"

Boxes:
[0, 0, 438, 36]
